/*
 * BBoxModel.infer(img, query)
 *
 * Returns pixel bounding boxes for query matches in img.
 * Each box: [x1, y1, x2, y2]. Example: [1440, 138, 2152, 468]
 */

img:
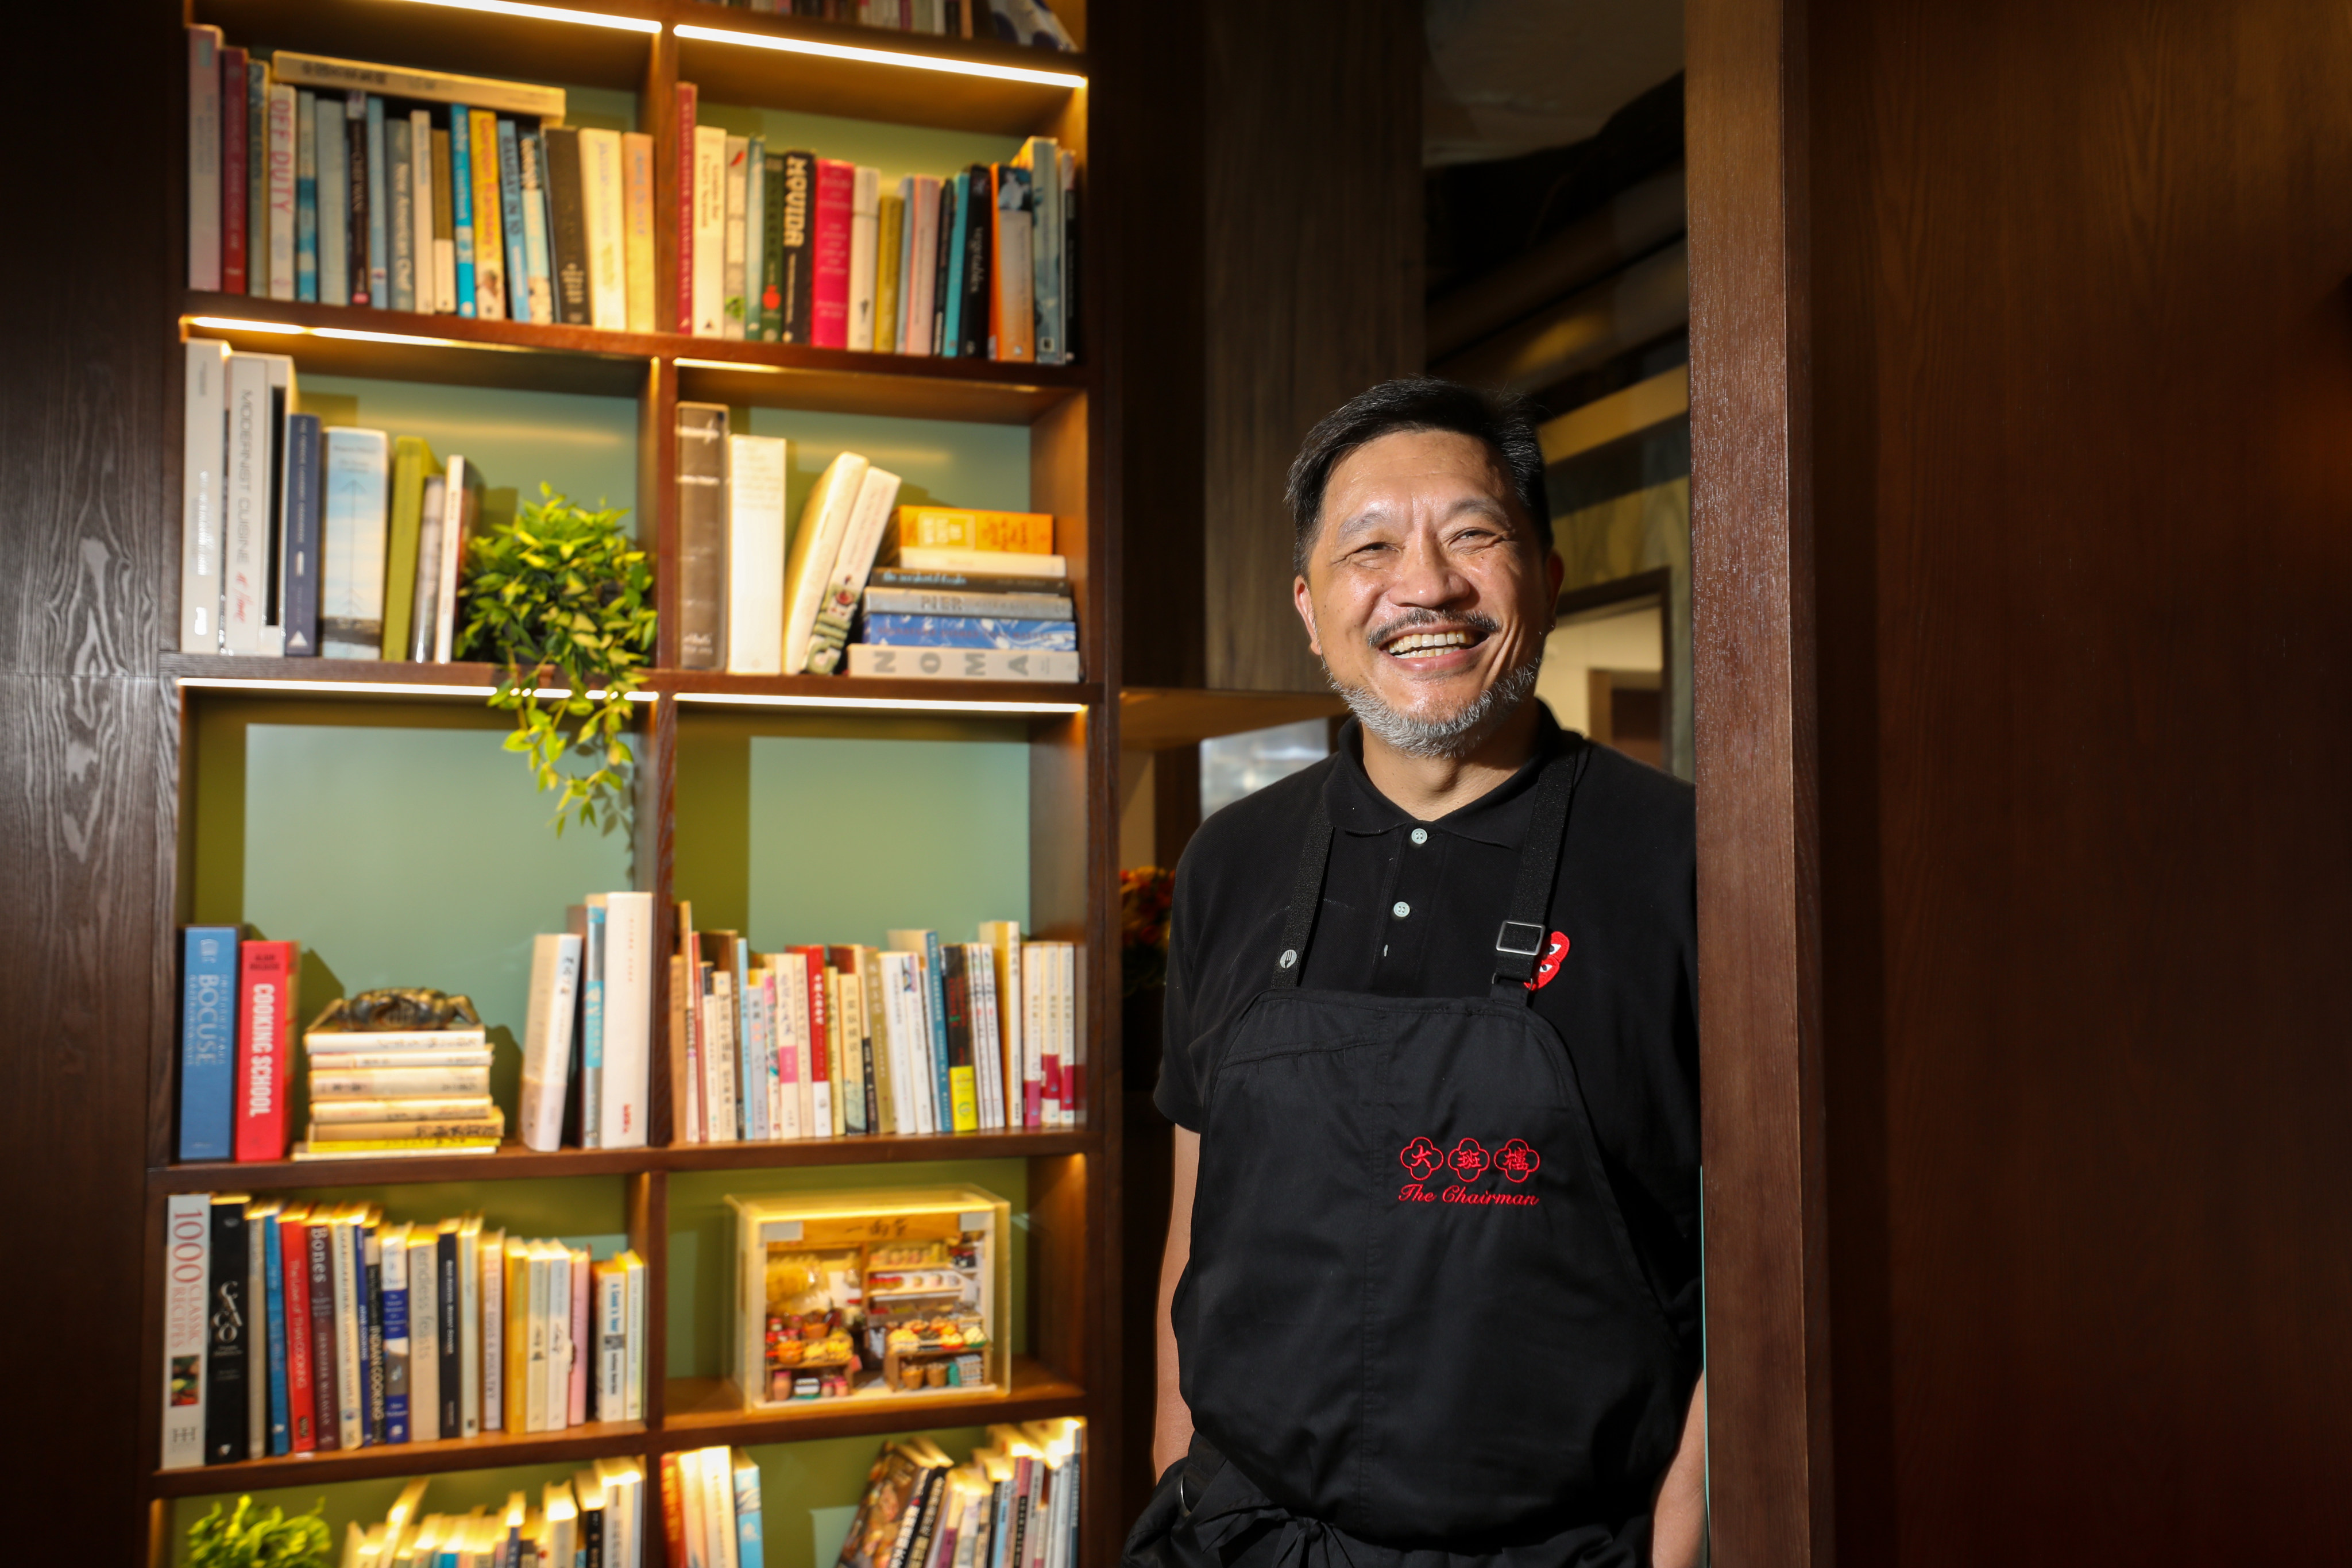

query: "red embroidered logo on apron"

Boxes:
[1396, 1137, 1543, 1206]
[1399, 1136, 1445, 1182]
[1524, 931, 1569, 991]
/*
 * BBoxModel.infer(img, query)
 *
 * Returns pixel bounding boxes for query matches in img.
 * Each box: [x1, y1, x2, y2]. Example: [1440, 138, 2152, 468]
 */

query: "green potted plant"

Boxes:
[185, 1496, 334, 1568]
[455, 484, 657, 835]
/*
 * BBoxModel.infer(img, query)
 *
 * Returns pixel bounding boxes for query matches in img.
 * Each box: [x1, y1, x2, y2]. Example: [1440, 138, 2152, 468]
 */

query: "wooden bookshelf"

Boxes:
[147, 0, 1120, 1560]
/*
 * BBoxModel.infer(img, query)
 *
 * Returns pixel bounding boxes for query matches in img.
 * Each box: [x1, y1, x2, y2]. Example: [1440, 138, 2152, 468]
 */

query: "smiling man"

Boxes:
[1127, 379, 1705, 1568]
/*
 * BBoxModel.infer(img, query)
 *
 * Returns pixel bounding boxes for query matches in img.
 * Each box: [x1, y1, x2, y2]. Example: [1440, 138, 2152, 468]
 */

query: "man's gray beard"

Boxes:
[1326, 652, 1543, 760]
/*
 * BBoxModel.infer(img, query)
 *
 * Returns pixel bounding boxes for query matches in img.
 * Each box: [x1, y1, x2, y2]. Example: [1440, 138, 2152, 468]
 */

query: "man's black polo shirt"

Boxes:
[1156, 705, 1701, 1351]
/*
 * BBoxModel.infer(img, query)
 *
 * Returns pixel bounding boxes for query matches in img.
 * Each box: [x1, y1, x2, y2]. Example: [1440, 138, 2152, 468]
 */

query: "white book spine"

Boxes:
[543, 1246, 571, 1434]
[411, 110, 437, 314]
[581, 128, 628, 331]
[598, 1265, 627, 1420]
[188, 27, 222, 289]
[480, 1230, 505, 1431]
[267, 87, 298, 300]
[802, 464, 902, 674]
[624, 1255, 646, 1422]
[704, 1448, 738, 1568]
[721, 135, 748, 340]
[847, 164, 880, 352]
[219, 355, 270, 653]
[524, 1246, 550, 1432]
[702, 974, 739, 1143]
[568, 1249, 591, 1427]
[906, 174, 940, 357]
[599, 891, 654, 1148]
[161, 1192, 210, 1469]
[692, 126, 729, 337]
[432, 454, 469, 662]
[995, 930, 1023, 1133]
[331, 1217, 363, 1450]
[319, 428, 391, 659]
[458, 1225, 481, 1437]
[520, 932, 584, 1151]
[724, 435, 788, 674]
[970, 946, 1005, 1130]
[180, 340, 230, 653]
[406, 1234, 438, 1445]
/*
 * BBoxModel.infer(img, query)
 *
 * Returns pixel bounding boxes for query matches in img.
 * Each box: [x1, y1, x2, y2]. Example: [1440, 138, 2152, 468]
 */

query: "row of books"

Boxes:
[677, 415, 1080, 683]
[663, 1446, 769, 1568]
[342, 1468, 652, 1568]
[161, 1194, 648, 1470]
[673, 908, 1085, 1144]
[692, 0, 1076, 51]
[517, 895, 661, 1152]
[297, 998, 504, 1158]
[187, 34, 658, 330]
[680, 99, 1076, 366]
[836, 1424, 1082, 1568]
[177, 341, 509, 662]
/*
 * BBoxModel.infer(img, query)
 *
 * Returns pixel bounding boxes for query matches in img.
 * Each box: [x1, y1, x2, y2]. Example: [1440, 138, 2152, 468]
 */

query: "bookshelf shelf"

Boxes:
[183, 296, 1088, 419]
[146, 1418, 655, 1499]
[149, 1131, 1099, 1194]
[661, 1354, 1086, 1447]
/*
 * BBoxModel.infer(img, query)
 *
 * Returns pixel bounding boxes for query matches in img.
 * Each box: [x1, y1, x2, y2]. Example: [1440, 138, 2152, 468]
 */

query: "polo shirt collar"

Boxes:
[1324, 701, 1567, 848]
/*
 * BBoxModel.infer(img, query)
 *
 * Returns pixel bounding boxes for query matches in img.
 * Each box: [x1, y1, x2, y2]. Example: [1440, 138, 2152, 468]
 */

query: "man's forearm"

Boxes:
[1153, 1128, 1202, 1476]
[1650, 1373, 1706, 1568]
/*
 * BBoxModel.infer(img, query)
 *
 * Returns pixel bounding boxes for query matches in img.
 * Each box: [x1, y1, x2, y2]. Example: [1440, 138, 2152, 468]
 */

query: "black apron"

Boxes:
[1129, 741, 1695, 1567]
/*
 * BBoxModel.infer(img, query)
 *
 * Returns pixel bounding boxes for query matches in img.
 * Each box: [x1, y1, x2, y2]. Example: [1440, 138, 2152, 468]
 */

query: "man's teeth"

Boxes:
[1385, 631, 1474, 654]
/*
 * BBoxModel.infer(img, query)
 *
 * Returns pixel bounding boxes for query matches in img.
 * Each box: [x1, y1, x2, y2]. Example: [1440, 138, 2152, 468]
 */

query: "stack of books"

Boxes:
[661, 1447, 767, 1568]
[177, 928, 298, 1163]
[160, 1196, 648, 1470]
[677, 95, 1076, 365]
[672, 908, 1084, 1145]
[689, 0, 1076, 52]
[298, 1001, 502, 1158]
[186, 31, 656, 329]
[672, 416, 1079, 682]
[177, 339, 516, 662]
[836, 1422, 1082, 1568]
[335, 1467, 648, 1568]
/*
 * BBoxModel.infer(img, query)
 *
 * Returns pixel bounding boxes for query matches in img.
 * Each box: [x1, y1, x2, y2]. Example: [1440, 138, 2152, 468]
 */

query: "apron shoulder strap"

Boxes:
[1268, 793, 1333, 990]
[1489, 738, 1592, 1002]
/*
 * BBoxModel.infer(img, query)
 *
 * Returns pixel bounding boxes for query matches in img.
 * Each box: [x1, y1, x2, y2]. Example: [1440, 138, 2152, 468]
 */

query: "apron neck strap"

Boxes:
[1268, 793, 1334, 989]
[1489, 738, 1591, 1003]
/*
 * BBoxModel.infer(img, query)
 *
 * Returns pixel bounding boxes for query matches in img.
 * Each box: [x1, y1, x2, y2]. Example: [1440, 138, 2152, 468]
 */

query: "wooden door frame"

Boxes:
[1687, 0, 1836, 1562]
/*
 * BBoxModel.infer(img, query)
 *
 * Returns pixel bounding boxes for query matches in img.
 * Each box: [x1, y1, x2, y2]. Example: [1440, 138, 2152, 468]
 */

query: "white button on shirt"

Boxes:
[1392, 901, 1411, 919]
[1411, 828, 1428, 845]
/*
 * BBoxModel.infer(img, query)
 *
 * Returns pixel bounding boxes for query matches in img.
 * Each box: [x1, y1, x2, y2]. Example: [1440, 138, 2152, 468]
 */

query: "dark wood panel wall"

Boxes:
[1118, 0, 1423, 694]
[0, 6, 177, 1558]
[1694, 0, 2352, 1561]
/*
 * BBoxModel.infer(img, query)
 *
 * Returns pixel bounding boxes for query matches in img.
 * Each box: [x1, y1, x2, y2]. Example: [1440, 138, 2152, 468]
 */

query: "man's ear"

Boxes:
[1544, 549, 1565, 627]
[1293, 573, 1323, 656]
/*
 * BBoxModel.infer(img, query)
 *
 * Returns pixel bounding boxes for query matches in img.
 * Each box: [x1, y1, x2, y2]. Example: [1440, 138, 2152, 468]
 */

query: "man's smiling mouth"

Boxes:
[1379, 625, 1489, 659]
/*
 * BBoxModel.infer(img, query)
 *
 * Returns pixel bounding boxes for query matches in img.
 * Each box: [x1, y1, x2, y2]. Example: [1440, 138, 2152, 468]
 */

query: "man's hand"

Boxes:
[1651, 1373, 1706, 1567]
[1153, 1127, 1202, 1476]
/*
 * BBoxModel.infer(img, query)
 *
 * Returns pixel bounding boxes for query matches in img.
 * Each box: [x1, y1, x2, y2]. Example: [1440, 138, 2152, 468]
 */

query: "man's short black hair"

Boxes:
[1284, 376, 1552, 576]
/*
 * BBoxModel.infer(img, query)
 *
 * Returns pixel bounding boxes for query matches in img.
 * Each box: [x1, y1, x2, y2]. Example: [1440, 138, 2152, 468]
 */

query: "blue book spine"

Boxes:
[583, 904, 607, 1148]
[315, 94, 348, 306]
[262, 1211, 290, 1455]
[922, 932, 952, 1129]
[449, 104, 476, 318]
[518, 130, 552, 324]
[295, 91, 318, 302]
[380, 1265, 409, 1443]
[863, 615, 1079, 651]
[496, 119, 531, 322]
[941, 171, 970, 358]
[279, 412, 322, 656]
[733, 1461, 766, 1568]
[177, 926, 238, 1161]
[365, 95, 389, 307]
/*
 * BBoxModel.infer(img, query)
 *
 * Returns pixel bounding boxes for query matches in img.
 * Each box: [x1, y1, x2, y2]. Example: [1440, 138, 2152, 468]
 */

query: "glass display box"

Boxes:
[729, 1184, 1011, 1409]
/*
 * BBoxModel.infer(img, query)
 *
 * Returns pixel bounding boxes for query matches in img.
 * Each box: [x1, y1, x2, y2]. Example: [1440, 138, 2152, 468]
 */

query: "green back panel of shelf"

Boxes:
[164, 1425, 1000, 1568]
[691, 104, 1023, 198]
[668, 1158, 1031, 1378]
[672, 713, 1033, 947]
[192, 698, 636, 1127]
[296, 375, 642, 541]
[743, 406, 1032, 529]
